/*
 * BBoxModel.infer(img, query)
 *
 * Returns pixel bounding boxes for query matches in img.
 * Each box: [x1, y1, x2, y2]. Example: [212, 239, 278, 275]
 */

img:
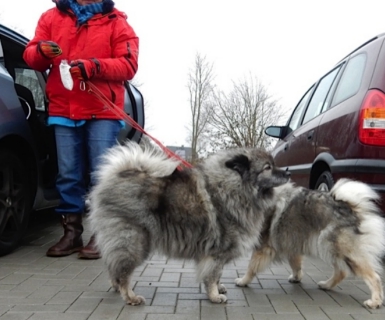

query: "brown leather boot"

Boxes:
[77, 234, 101, 259]
[46, 214, 84, 257]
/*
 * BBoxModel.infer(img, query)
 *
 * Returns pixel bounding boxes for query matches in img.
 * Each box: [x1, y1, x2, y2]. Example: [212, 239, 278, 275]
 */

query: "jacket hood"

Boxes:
[53, 0, 115, 14]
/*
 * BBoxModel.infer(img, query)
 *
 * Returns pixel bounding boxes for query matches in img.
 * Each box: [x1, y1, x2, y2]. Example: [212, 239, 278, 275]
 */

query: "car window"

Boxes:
[331, 53, 366, 107]
[302, 67, 341, 124]
[286, 87, 313, 135]
[14, 68, 46, 111]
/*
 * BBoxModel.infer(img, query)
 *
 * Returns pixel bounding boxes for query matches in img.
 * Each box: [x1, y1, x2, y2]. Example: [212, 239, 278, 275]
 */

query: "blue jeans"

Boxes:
[54, 120, 121, 214]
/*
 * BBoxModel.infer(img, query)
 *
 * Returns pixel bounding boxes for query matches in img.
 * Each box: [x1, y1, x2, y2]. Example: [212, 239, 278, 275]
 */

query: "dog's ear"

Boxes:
[225, 154, 250, 177]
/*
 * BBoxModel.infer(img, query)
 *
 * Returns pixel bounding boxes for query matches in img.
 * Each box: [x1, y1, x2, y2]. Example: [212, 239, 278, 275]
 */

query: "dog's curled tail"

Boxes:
[330, 178, 381, 214]
[95, 141, 182, 183]
[331, 178, 385, 265]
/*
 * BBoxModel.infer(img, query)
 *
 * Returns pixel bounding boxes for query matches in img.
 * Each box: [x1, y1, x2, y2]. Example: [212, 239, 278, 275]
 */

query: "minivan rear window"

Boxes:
[331, 53, 366, 107]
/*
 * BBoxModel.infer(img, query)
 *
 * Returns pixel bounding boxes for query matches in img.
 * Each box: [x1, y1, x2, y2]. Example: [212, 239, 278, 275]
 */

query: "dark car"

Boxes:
[0, 24, 145, 256]
[265, 33, 385, 213]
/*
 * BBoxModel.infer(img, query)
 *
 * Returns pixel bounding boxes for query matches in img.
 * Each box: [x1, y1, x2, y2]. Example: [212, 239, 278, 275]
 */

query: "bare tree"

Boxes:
[186, 53, 215, 163]
[204, 74, 284, 152]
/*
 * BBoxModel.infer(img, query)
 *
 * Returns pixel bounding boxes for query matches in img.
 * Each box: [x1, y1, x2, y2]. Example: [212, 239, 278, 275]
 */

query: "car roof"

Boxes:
[336, 33, 385, 63]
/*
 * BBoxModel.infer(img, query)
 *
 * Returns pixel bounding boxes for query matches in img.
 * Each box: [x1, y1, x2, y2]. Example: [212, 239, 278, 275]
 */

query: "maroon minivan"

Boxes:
[265, 33, 385, 214]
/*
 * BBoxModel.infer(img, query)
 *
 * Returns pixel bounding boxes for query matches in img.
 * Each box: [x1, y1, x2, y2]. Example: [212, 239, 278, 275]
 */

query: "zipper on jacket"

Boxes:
[107, 81, 116, 103]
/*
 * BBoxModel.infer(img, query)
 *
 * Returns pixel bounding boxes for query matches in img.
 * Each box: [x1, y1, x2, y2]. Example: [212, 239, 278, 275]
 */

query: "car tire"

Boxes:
[0, 149, 32, 256]
[315, 171, 334, 192]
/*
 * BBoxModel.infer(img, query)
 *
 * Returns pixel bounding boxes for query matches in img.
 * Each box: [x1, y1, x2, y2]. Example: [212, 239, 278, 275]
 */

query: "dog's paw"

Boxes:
[235, 277, 248, 287]
[288, 274, 302, 283]
[127, 295, 146, 306]
[317, 281, 331, 290]
[110, 280, 119, 292]
[363, 299, 382, 309]
[218, 283, 227, 294]
[209, 294, 227, 304]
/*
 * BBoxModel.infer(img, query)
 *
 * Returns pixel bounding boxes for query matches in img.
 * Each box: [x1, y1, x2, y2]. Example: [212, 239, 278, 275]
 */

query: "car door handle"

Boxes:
[307, 130, 314, 140]
[284, 144, 289, 151]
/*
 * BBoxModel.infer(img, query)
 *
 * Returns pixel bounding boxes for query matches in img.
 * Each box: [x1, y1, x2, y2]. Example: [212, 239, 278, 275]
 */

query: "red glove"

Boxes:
[70, 59, 101, 81]
[37, 41, 62, 59]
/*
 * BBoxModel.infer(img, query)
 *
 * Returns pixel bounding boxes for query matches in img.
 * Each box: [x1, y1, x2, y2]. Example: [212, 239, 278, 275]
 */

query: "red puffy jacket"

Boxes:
[23, 1, 139, 120]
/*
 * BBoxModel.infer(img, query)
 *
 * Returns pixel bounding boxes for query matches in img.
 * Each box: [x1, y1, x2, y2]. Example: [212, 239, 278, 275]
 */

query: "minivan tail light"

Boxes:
[358, 89, 385, 146]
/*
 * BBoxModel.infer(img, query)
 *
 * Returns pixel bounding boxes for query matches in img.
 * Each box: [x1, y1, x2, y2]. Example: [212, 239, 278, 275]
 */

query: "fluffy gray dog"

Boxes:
[236, 179, 385, 309]
[87, 141, 290, 305]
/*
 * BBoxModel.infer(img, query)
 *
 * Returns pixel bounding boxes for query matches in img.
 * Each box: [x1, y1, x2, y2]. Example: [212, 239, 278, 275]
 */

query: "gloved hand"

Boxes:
[37, 41, 62, 59]
[70, 59, 100, 81]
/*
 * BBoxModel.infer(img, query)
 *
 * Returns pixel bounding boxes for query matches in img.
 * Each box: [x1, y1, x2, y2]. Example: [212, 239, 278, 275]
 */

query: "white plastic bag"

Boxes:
[60, 60, 73, 90]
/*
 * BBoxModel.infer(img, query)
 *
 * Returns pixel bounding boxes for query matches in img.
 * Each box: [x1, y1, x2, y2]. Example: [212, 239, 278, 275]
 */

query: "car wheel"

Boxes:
[315, 171, 334, 192]
[0, 149, 32, 256]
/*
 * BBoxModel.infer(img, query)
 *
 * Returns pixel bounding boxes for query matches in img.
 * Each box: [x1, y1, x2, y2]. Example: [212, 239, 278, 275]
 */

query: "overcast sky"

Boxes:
[1, 0, 385, 146]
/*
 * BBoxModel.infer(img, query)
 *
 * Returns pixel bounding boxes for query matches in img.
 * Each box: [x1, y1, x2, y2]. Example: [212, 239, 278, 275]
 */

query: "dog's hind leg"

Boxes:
[345, 259, 383, 309]
[235, 246, 276, 286]
[108, 264, 145, 305]
[318, 262, 347, 290]
[110, 278, 119, 292]
[116, 274, 145, 306]
[197, 257, 227, 303]
[106, 245, 147, 305]
[288, 254, 303, 283]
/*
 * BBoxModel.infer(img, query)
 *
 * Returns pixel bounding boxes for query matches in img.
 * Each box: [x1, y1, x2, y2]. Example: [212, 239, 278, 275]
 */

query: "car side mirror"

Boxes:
[265, 126, 285, 139]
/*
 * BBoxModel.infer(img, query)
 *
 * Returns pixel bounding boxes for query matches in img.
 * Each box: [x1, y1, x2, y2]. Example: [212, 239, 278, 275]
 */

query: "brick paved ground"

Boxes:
[0, 210, 384, 320]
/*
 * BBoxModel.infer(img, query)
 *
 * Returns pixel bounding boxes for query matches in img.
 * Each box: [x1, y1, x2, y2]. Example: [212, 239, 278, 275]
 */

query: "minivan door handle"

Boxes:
[307, 130, 314, 140]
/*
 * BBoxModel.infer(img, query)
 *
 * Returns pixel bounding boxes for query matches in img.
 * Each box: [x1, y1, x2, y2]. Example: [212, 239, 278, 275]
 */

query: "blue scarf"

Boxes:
[69, 0, 105, 25]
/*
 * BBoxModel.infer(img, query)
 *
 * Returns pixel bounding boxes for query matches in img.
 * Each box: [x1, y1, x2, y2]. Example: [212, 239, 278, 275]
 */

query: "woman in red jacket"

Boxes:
[23, 0, 139, 259]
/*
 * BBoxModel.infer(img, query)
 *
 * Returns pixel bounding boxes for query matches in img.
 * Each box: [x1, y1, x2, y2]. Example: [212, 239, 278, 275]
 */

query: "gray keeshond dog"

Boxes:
[236, 179, 385, 309]
[87, 141, 290, 305]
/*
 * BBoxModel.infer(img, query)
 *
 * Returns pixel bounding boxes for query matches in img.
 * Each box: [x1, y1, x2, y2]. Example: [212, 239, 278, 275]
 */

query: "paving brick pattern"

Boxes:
[0, 211, 384, 319]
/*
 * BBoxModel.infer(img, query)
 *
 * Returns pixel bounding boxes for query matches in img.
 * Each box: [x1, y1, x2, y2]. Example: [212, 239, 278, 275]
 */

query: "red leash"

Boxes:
[85, 81, 193, 170]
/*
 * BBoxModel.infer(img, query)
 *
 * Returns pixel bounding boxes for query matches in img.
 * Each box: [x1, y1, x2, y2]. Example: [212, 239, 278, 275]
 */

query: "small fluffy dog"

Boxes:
[235, 179, 385, 309]
[87, 141, 290, 305]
